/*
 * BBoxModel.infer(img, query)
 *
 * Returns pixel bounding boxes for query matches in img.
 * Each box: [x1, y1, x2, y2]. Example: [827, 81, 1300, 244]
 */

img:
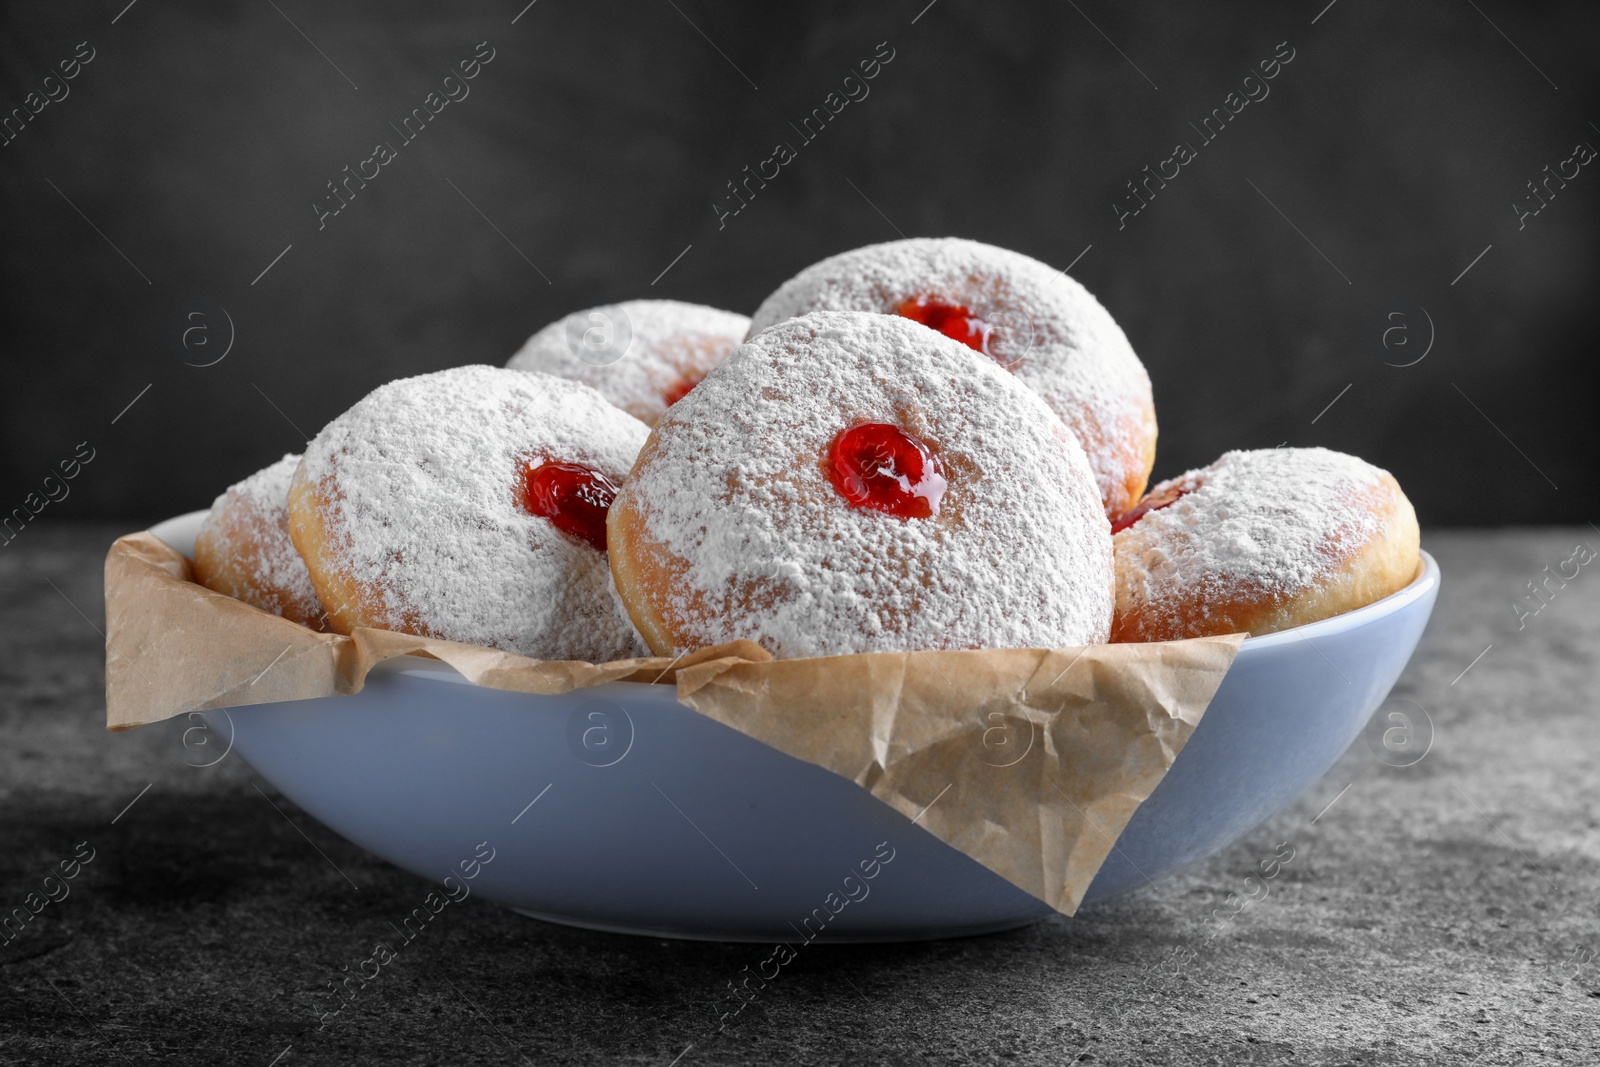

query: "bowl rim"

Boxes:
[148, 510, 1437, 683]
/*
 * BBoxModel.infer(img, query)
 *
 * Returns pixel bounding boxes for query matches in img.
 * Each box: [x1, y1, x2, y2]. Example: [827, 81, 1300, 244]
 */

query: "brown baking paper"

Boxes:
[104, 529, 1242, 916]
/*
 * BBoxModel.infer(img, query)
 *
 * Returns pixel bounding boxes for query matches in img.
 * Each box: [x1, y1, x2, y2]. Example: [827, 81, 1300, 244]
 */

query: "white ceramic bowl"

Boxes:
[149, 511, 1439, 942]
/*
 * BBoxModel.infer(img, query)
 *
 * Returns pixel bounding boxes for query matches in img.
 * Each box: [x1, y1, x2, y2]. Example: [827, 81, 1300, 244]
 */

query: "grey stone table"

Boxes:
[2, 526, 1597, 1066]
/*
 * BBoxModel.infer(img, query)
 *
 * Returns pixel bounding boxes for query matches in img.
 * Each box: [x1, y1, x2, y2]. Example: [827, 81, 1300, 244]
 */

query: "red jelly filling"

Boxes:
[828, 423, 948, 519]
[521, 461, 619, 552]
[663, 376, 701, 408]
[1110, 483, 1190, 535]
[896, 296, 995, 358]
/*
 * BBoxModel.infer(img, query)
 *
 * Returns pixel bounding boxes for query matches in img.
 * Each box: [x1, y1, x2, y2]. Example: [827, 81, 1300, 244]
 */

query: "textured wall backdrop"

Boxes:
[1, 0, 1595, 529]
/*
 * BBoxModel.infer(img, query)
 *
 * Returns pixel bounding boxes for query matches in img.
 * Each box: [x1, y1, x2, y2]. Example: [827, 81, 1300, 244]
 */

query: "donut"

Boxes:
[287, 365, 650, 661]
[607, 311, 1114, 659]
[1110, 447, 1420, 642]
[746, 238, 1156, 518]
[193, 454, 330, 631]
[507, 299, 750, 425]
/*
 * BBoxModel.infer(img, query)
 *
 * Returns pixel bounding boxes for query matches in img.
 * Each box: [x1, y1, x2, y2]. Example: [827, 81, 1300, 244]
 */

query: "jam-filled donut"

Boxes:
[288, 365, 649, 661]
[746, 238, 1156, 518]
[607, 311, 1114, 658]
[507, 300, 750, 426]
[193, 454, 329, 631]
[1110, 447, 1420, 642]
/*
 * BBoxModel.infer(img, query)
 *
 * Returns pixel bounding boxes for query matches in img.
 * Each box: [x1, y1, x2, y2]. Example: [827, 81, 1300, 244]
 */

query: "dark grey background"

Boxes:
[2, 0, 1595, 528]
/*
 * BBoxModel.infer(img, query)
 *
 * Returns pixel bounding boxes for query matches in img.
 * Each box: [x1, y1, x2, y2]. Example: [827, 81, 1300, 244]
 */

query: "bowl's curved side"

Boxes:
[211, 665, 1053, 943]
[1082, 551, 1440, 903]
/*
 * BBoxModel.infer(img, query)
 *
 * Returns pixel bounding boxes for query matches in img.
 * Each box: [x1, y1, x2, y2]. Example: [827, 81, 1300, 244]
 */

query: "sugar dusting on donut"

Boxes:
[1113, 447, 1390, 631]
[507, 300, 750, 425]
[619, 311, 1114, 657]
[746, 238, 1154, 515]
[296, 365, 649, 660]
[198, 453, 326, 626]
[219, 454, 321, 610]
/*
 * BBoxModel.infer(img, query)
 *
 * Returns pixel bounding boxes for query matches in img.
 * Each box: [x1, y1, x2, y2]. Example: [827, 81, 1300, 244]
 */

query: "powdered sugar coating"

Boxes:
[294, 365, 649, 660]
[198, 453, 324, 624]
[1113, 447, 1391, 633]
[507, 300, 750, 425]
[747, 238, 1155, 515]
[616, 311, 1114, 657]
